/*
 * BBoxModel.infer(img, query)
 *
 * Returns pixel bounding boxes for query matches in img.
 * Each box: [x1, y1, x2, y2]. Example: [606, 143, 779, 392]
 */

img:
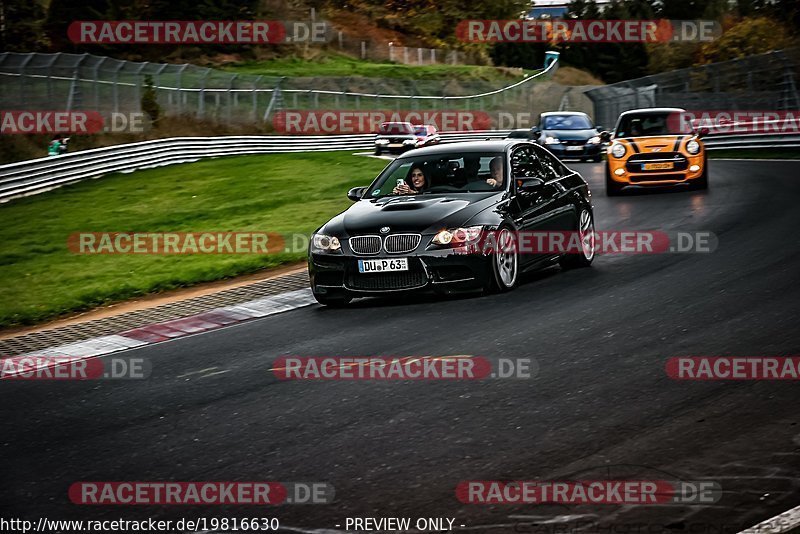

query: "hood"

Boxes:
[543, 128, 599, 141]
[322, 194, 501, 236]
[620, 135, 687, 153]
[375, 133, 415, 140]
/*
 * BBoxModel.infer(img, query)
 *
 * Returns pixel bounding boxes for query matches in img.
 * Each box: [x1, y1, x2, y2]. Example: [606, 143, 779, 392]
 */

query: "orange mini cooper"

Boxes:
[603, 107, 708, 196]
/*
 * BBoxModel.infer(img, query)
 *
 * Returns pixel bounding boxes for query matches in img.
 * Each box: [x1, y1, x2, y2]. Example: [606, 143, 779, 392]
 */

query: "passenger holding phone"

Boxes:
[393, 166, 427, 195]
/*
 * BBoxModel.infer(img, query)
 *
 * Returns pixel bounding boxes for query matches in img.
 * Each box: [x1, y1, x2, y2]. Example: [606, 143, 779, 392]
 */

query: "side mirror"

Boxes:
[595, 125, 603, 132]
[347, 186, 367, 201]
[532, 127, 542, 136]
[695, 127, 710, 138]
[516, 176, 545, 193]
[599, 131, 612, 142]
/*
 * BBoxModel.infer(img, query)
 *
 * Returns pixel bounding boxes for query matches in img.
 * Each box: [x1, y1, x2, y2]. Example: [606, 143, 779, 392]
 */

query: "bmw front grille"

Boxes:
[349, 236, 381, 255]
[384, 234, 421, 254]
[349, 234, 421, 255]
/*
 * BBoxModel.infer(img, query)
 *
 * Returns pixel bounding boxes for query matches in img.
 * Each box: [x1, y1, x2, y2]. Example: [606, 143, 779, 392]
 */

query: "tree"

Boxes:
[140, 75, 161, 127]
[0, 0, 46, 51]
[697, 16, 794, 64]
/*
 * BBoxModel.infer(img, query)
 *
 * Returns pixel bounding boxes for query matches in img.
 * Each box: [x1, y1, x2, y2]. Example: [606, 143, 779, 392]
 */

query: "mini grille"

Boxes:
[384, 234, 421, 254]
[349, 236, 381, 255]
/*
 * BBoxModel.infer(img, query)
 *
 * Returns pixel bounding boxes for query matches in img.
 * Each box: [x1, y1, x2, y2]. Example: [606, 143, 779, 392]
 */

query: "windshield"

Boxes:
[413, 126, 427, 136]
[615, 113, 682, 137]
[542, 115, 593, 130]
[378, 122, 414, 135]
[507, 130, 533, 139]
[365, 152, 506, 198]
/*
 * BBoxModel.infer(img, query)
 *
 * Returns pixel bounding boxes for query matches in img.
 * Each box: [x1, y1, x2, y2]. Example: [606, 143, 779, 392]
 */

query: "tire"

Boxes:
[605, 164, 623, 196]
[559, 208, 595, 270]
[313, 294, 352, 307]
[592, 155, 602, 162]
[488, 226, 519, 292]
[374, 148, 382, 156]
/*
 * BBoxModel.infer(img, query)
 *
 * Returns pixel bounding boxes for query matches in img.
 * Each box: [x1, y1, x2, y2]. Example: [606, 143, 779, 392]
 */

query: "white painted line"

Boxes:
[739, 504, 800, 534]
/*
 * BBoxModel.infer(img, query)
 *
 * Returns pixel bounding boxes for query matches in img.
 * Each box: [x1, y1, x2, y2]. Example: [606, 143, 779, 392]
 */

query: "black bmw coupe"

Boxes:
[308, 140, 595, 306]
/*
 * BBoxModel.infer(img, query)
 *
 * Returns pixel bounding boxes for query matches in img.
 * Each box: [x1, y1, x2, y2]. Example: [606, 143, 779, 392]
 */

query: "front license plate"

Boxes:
[643, 162, 674, 170]
[358, 258, 409, 273]
[388, 143, 404, 148]
[566, 145, 583, 151]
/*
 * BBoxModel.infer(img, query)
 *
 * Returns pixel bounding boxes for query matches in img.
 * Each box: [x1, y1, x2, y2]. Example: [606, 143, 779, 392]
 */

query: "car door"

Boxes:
[532, 145, 578, 232]
[508, 145, 563, 266]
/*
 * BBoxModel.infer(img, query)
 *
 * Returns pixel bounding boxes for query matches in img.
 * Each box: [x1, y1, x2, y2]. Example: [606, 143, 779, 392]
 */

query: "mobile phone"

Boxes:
[396, 179, 405, 187]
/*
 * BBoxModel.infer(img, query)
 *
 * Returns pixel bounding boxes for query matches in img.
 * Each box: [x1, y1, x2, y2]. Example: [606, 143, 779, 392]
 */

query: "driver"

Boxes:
[486, 157, 504, 188]
[393, 166, 427, 195]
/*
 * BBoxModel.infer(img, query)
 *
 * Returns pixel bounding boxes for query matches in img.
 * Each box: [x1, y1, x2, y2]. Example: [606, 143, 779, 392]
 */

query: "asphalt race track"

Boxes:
[1, 159, 799, 533]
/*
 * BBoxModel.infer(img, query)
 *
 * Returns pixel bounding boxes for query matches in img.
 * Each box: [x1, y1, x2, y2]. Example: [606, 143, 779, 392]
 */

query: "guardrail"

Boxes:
[1, 130, 797, 203]
[0, 131, 508, 202]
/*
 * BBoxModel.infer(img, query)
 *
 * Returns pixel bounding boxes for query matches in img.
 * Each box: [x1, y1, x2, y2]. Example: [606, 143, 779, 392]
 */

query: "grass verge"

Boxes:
[223, 53, 534, 80]
[0, 151, 388, 327]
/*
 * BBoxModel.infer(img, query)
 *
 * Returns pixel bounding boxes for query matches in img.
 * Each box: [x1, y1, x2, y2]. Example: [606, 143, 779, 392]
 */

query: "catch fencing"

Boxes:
[0, 52, 558, 127]
[586, 48, 800, 130]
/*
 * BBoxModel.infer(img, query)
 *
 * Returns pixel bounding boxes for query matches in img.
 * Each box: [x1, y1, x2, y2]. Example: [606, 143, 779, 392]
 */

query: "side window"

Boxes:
[510, 147, 544, 179]
[532, 146, 565, 180]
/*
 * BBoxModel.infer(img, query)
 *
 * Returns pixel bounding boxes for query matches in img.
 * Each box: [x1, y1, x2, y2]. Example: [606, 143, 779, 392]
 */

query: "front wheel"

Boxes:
[374, 148, 382, 156]
[488, 227, 519, 292]
[559, 208, 595, 269]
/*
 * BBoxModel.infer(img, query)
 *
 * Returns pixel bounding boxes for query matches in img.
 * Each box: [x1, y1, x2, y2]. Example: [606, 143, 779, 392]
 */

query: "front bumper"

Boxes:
[309, 248, 492, 299]
[608, 152, 705, 186]
[547, 143, 603, 158]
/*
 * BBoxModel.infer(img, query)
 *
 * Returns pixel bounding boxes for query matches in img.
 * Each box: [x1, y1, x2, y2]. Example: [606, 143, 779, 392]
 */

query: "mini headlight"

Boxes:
[432, 226, 483, 246]
[588, 136, 601, 144]
[375, 139, 389, 145]
[311, 234, 341, 252]
[611, 143, 627, 158]
[544, 136, 560, 144]
[686, 140, 701, 154]
[403, 139, 416, 145]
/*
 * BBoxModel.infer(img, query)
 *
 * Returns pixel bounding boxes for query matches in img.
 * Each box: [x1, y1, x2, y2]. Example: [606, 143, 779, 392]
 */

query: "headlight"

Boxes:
[544, 136, 560, 144]
[587, 136, 601, 144]
[403, 139, 416, 145]
[311, 234, 341, 253]
[375, 139, 389, 145]
[686, 140, 701, 154]
[432, 226, 483, 246]
[611, 143, 627, 158]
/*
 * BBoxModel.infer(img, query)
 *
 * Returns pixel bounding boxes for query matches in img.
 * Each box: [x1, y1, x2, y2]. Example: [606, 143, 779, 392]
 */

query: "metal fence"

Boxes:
[585, 49, 800, 130]
[0, 51, 559, 127]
